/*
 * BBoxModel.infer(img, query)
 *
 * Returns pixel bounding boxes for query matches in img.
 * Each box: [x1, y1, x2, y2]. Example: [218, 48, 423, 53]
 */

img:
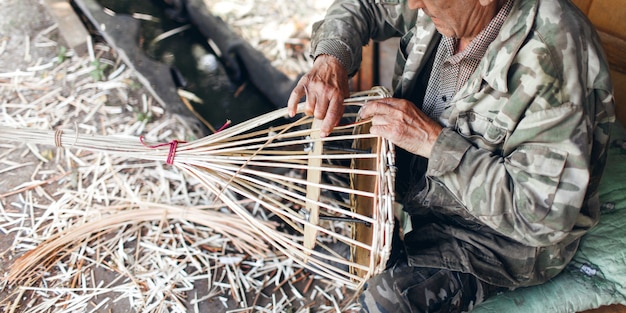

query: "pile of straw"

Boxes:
[203, 0, 333, 79]
[0, 23, 362, 313]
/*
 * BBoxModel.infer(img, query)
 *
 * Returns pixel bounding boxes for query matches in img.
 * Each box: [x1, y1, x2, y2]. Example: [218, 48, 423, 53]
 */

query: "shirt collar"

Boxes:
[441, 0, 515, 64]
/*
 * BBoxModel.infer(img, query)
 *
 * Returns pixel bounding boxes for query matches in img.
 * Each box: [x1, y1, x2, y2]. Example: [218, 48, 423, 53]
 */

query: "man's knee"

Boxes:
[359, 264, 491, 313]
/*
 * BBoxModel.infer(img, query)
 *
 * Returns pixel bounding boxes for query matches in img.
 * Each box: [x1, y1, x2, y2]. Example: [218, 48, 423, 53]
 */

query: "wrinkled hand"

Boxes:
[359, 98, 443, 158]
[287, 55, 350, 137]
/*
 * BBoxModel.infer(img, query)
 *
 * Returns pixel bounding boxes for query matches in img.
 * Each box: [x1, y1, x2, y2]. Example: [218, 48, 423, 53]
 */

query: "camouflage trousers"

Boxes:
[359, 260, 505, 313]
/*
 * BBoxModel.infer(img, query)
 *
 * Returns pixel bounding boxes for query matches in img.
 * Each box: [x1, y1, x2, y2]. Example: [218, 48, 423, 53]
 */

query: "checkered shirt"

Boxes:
[421, 0, 514, 124]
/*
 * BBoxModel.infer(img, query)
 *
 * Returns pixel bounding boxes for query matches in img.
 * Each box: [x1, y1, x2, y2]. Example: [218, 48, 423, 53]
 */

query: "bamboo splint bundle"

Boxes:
[0, 87, 396, 291]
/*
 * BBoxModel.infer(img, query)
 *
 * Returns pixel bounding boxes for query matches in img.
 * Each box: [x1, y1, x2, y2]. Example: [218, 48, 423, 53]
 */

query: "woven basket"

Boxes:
[0, 87, 396, 292]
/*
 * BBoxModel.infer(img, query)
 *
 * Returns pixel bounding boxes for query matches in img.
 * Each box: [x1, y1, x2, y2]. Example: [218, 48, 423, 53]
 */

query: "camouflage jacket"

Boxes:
[312, 0, 615, 287]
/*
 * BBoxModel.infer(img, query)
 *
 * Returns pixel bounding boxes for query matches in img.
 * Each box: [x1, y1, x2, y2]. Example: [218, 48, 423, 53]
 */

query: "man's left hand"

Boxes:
[359, 98, 443, 158]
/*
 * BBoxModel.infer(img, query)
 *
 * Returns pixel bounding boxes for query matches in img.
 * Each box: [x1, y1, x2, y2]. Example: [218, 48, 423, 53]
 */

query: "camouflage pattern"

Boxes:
[312, 0, 615, 291]
[359, 260, 505, 313]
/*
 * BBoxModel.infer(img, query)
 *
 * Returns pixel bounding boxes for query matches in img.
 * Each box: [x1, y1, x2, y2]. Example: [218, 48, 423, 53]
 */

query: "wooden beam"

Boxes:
[43, 0, 90, 55]
[359, 41, 377, 91]
[351, 40, 379, 92]
[582, 305, 626, 313]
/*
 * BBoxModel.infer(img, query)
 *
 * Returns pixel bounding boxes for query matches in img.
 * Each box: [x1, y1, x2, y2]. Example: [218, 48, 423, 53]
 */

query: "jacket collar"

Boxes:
[475, 0, 538, 94]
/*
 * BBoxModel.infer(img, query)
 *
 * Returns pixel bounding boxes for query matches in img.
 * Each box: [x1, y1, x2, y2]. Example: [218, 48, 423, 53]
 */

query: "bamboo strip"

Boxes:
[7, 205, 272, 283]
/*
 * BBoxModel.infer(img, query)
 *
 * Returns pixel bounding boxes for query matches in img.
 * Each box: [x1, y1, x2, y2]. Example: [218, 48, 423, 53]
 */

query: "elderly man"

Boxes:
[288, 0, 615, 312]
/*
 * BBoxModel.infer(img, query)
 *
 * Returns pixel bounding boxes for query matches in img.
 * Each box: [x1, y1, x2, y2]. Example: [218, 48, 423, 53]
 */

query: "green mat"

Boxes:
[473, 124, 626, 313]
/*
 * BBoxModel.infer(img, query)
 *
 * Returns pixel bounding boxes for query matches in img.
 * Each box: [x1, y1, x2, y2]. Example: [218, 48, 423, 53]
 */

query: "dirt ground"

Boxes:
[0, 1, 361, 312]
[0, 0, 62, 270]
[0, 0, 200, 311]
[1, 2, 138, 312]
[0, 0, 57, 72]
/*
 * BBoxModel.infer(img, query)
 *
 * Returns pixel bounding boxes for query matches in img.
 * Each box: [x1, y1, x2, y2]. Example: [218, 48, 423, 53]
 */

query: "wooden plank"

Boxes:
[587, 0, 626, 41]
[599, 31, 626, 73]
[351, 40, 379, 92]
[303, 119, 324, 253]
[358, 41, 377, 91]
[571, 0, 592, 14]
[582, 304, 626, 313]
[351, 122, 378, 278]
[43, 0, 90, 55]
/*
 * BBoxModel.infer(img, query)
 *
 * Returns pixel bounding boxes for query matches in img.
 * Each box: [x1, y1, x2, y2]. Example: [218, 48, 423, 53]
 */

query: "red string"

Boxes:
[140, 136, 185, 165]
[216, 120, 232, 133]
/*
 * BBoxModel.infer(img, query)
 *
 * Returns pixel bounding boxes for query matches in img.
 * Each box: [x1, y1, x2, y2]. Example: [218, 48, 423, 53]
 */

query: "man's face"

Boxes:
[407, 0, 491, 39]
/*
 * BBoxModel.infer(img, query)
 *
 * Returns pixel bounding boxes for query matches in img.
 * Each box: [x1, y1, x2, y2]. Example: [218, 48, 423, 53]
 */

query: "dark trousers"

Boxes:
[359, 258, 506, 313]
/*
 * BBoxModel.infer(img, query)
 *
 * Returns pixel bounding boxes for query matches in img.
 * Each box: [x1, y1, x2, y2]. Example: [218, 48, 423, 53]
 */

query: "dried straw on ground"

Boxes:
[0, 23, 372, 313]
[203, 0, 334, 79]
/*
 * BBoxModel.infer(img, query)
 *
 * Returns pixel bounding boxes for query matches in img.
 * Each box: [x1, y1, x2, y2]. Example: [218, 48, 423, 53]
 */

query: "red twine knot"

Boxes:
[140, 136, 185, 165]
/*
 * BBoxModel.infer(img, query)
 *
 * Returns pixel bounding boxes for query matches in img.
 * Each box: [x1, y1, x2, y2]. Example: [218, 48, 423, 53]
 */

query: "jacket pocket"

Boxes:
[506, 145, 569, 222]
[455, 111, 507, 152]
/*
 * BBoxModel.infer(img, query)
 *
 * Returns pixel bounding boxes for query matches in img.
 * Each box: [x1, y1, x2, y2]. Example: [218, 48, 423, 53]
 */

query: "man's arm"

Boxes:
[425, 81, 613, 248]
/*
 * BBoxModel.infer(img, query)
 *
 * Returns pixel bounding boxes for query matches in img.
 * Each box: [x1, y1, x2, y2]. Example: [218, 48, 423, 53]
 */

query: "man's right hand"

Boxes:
[287, 54, 350, 137]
